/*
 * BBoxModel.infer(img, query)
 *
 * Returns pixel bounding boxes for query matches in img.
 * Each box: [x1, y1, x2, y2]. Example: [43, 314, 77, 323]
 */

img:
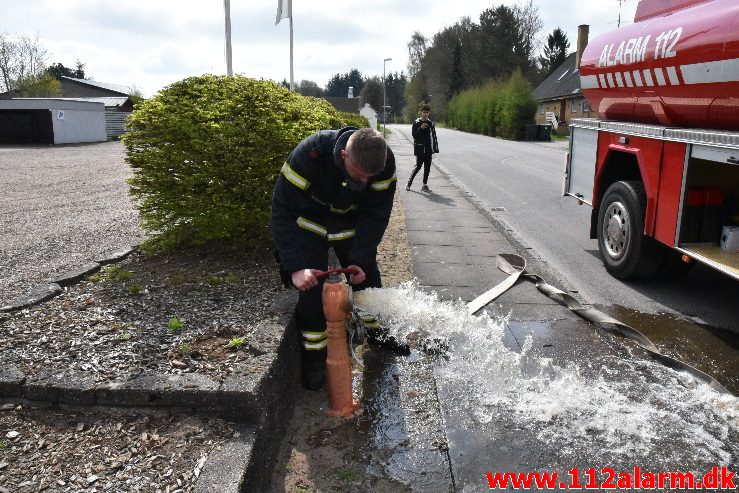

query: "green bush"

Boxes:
[338, 111, 369, 128]
[123, 75, 344, 249]
[447, 70, 536, 140]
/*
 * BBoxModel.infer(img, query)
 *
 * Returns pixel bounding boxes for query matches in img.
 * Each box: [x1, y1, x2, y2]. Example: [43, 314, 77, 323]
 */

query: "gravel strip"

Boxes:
[0, 142, 145, 305]
[0, 404, 235, 492]
[0, 248, 283, 383]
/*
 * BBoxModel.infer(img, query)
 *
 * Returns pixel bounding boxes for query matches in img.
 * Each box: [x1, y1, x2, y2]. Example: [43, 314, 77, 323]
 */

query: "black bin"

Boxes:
[537, 124, 552, 141]
[525, 124, 537, 141]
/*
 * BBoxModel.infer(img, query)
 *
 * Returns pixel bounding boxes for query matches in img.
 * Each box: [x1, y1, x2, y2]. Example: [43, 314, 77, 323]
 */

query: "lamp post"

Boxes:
[383, 57, 391, 137]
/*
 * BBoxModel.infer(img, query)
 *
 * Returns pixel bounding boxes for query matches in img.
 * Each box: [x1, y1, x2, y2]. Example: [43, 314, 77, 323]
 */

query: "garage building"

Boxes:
[0, 99, 107, 144]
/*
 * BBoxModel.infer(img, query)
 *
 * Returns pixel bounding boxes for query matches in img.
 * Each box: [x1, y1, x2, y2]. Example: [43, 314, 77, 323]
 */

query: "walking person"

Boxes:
[406, 104, 439, 192]
[271, 127, 397, 390]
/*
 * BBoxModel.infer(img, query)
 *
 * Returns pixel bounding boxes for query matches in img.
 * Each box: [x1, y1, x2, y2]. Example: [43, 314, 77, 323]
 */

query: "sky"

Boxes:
[1, 0, 638, 97]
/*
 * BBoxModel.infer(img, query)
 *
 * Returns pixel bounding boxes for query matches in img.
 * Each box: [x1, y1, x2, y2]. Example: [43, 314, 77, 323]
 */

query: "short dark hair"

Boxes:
[346, 128, 387, 175]
[420, 104, 431, 112]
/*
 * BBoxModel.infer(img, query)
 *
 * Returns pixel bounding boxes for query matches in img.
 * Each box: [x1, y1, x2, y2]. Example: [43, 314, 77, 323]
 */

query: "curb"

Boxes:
[1, 247, 300, 491]
[0, 246, 136, 313]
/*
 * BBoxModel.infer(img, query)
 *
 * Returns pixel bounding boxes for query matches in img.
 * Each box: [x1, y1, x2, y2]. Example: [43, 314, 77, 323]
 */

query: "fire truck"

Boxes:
[564, 0, 739, 281]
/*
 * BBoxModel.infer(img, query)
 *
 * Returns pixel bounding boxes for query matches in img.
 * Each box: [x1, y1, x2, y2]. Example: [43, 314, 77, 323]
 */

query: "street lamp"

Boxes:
[383, 57, 392, 137]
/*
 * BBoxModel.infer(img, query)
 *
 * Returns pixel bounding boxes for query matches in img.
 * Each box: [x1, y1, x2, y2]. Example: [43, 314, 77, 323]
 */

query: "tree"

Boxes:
[512, 0, 544, 77]
[46, 59, 86, 80]
[16, 73, 61, 97]
[324, 69, 365, 98]
[539, 28, 570, 76]
[407, 31, 427, 78]
[127, 84, 146, 107]
[446, 43, 464, 101]
[296, 79, 323, 97]
[384, 71, 407, 120]
[0, 31, 49, 94]
[358, 77, 383, 114]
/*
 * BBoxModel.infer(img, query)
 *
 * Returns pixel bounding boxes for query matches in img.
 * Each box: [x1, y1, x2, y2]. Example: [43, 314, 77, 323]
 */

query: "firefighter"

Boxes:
[271, 127, 397, 390]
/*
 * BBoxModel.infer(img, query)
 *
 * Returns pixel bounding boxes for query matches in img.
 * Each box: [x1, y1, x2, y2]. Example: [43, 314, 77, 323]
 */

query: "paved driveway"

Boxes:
[0, 141, 144, 304]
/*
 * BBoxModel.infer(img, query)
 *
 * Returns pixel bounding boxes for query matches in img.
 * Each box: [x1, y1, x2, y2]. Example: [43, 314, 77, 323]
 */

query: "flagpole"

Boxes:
[289, 0, 294, 91]
[224, 0, 233, 76]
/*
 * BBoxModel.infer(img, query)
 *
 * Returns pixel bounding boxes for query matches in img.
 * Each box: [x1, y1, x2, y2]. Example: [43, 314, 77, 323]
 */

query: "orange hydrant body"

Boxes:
[322, 279, 359, 418]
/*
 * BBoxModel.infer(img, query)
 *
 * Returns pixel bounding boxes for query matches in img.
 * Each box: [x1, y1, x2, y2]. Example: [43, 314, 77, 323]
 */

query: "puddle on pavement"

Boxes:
[355, 282, 739, 470]
[596, 304, 739, 394]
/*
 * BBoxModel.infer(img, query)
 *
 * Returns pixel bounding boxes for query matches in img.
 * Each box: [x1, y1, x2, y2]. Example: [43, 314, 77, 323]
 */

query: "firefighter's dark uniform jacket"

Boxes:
[271, 127, 396, 354]
[272, 127, 396, 276]
[411, 118, 439, 156]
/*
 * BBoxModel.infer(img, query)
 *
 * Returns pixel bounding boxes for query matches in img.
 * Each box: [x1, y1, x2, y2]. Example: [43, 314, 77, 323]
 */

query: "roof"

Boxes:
[323, 97, 360, 113]
[0, 99, 105, 111]
[532, 53, 582, 102]
[1, 97, 131, 109]
[56, 97, 131, 108]
[60, 76, 131, 96]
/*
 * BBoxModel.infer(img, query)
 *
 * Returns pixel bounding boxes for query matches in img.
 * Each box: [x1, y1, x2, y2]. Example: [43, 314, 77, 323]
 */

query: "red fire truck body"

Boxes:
[565, 0, 739, 281]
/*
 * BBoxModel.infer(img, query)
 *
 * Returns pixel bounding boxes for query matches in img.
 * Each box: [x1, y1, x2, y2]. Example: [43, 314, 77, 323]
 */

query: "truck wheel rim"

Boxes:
[603, 200, 629, 260]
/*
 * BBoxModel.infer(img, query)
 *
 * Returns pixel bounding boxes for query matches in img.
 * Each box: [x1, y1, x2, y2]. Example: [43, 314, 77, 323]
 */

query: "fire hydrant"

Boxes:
[322, 265, 359, 418]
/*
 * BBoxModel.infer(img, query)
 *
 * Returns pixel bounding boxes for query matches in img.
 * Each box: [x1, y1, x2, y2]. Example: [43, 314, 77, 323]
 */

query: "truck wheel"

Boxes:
[597, 181, 661, 279]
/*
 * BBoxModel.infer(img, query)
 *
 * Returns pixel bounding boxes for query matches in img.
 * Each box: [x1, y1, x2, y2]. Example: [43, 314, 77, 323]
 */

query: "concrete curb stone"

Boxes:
[53, 261, 102, 287]
[0, 283, 63, 312]
[0, 366, 26, 397]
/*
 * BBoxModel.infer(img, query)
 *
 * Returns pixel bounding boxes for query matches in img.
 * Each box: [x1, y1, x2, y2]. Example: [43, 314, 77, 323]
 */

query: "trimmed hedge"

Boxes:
[446, 70, 536, 140]
[123, 75, 344, 249]
[338, 111, 370, 128]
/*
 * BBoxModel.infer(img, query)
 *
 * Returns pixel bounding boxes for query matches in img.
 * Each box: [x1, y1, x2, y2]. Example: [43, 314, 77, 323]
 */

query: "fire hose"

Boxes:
[468, 253, 730, 395]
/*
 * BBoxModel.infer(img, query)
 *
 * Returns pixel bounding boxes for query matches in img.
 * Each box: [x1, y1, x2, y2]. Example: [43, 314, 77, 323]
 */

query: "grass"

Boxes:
[179, 342, 193, 355]
[167, 316, 184, 332]
[0, 439, 7, 450]
[119, 332, 132, 341]
[335, 466, 357, 482]
[226, 336, 246, 349]
[204, 275, 222, 285]
[167, 273, 186, 286]
[88, 265, 133, 282]
[127, 284, 143, 294]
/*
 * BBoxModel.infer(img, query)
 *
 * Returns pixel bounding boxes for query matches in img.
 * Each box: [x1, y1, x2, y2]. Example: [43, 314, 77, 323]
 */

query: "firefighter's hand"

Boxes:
[347, 265, 366, 285]
[291, 269, 321, 291]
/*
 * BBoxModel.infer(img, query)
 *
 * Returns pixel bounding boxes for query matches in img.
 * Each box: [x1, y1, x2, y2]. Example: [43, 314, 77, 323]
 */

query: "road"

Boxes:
[392, 124, 739, 334]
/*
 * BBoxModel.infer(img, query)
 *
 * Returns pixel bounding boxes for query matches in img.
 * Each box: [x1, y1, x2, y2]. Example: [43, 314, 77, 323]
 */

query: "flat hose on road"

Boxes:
[468, 253, 730, 395]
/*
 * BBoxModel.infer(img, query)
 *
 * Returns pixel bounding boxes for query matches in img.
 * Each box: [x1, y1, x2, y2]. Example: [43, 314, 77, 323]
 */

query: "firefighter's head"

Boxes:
[340, 128, 387, 190]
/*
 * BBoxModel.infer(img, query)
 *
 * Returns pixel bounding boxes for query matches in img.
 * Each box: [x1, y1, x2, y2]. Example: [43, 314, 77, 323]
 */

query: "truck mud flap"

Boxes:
[468, 253, 730, 395]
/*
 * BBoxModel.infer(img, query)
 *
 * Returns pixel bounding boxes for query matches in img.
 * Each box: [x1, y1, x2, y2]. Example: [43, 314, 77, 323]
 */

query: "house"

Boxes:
[58, 77, 134, 139]
[0, 77, 135, 143]
[0, 98, 106, 144]
[359, 104, 378, 130]
[323, 97, 361, 114]
[532, 25, 595, 133]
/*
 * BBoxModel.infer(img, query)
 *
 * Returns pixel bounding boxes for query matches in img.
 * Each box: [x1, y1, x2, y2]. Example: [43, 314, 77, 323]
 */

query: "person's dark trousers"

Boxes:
[292, 231, 382, 390]
[407, 152, 432, 188]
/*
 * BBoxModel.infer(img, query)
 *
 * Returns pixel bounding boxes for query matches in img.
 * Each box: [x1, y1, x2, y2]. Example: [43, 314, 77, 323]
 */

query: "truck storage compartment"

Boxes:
[678, 147, 739, 276]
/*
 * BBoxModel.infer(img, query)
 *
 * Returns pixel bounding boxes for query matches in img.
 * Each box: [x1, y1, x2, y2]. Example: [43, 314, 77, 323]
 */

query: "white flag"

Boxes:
[275, 0, 291, 25]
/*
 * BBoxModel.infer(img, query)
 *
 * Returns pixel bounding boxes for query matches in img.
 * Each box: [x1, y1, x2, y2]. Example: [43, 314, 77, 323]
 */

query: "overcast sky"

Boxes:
[2, 0, 638, 97]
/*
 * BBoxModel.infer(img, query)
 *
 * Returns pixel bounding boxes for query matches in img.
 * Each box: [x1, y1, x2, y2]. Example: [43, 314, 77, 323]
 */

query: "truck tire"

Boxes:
[597, 181, 661, 279]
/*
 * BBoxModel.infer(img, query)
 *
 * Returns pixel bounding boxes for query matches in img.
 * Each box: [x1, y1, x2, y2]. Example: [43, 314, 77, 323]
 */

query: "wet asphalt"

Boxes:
[372, 126, 738, 492]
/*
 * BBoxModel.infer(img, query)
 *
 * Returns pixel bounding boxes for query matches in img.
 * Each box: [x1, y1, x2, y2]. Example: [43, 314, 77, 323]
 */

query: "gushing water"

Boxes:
[355, 282, 739, 467]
